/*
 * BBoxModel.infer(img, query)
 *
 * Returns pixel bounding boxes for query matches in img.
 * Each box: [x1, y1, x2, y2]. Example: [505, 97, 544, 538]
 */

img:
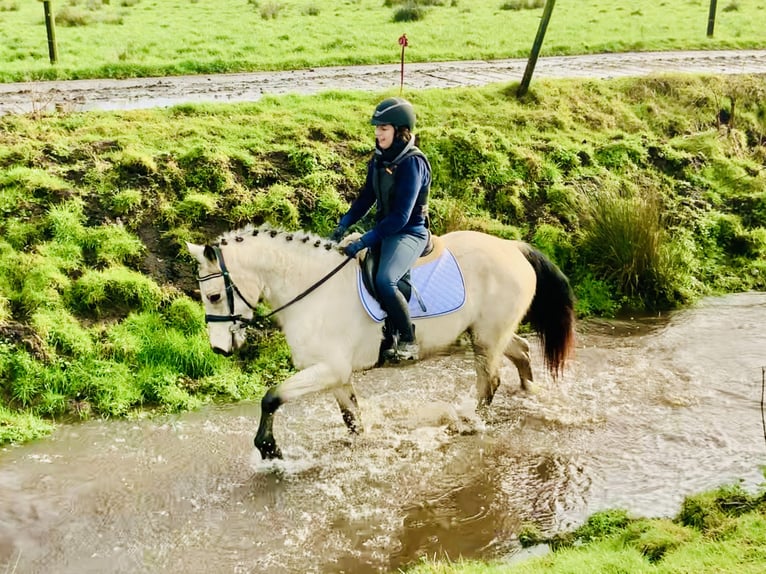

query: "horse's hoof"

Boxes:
[476, 396, 494, 410]
[259, 445, 283, 460]
[475, 401, 493, 421]
[520, 381, 539, 394]
[254, 438, 283, 460]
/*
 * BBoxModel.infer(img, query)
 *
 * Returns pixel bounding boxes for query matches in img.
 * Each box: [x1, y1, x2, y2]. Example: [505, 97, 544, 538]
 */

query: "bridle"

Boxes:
[198, 243, 354, 333]
[198, 245, 259, 330]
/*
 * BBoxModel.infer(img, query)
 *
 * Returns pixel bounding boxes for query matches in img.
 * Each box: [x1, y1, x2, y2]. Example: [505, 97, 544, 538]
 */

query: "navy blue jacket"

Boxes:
[339, 154, 431, 248]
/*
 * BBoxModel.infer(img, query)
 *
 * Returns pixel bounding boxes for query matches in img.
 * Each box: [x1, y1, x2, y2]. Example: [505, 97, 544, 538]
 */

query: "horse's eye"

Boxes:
[209, 293, 222, 303]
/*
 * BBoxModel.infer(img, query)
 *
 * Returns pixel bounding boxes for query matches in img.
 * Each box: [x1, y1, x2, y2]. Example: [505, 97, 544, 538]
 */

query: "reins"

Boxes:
[199, 243, 353, 327]
[261, 256, 353, 320]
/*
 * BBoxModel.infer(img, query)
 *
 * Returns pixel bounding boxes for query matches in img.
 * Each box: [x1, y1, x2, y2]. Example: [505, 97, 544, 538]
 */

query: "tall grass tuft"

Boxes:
[579, 188, 692, 309]
[162, 296, 206, 336]
[176, 192, 220, 223]
[259, 1, 285, 19]
[46, 199, 87, 243]
[393, 4, 426, 22]
[105, 310, 221, 379]
[15, 253, 70, 316]
[0, 294, 10, 323]
[232, 183, 301, 228]
[31, 308, 94, 357]
[55, 6, 92, 26]
[0, 404, 53, 444]
[178, 146, 236, 194]
[581, 189, 661, 299]
[501, 0, 545, 10]
[64, 358, 143, 416]
[385, 0, 446, 5]
[85, 224, 145, 266]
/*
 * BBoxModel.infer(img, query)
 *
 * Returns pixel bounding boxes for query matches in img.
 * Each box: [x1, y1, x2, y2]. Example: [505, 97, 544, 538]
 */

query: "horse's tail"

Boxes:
[521, 244, 576, 378]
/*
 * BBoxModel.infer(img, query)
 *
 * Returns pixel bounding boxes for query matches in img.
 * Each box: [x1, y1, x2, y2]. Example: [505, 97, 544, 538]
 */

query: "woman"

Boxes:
[331, 97, 432, 361]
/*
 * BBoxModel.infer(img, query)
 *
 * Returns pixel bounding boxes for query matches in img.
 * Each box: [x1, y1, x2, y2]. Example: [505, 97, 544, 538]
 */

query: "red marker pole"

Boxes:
[398, 34, 409, 95]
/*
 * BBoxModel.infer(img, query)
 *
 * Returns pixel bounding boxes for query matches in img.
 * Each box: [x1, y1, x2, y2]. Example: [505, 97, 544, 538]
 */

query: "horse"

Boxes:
[186, 226, 576, 460]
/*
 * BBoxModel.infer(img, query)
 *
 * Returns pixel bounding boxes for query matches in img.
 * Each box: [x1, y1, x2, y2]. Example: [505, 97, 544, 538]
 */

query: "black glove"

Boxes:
[343, 239, 366, 258]
[330, 224, 347, 242]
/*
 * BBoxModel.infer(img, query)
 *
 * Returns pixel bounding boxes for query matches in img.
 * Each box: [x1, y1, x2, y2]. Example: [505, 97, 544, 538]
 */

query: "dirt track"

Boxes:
[1, 49, 766, 116]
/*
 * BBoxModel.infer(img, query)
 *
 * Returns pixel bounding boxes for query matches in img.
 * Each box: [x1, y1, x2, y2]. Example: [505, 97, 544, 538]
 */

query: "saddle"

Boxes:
[354, 233, 465, 324]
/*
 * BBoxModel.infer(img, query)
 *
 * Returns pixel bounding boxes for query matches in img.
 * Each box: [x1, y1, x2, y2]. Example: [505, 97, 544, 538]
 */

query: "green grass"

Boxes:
[404, 479, 766, 574]
[1, 0, 765, 81]
[0, 403, 54, 444]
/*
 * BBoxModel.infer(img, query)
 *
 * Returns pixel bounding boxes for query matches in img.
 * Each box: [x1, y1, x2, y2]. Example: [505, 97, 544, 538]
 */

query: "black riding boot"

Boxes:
[380, 290, 419, 361]
[380, 288, 414, 340]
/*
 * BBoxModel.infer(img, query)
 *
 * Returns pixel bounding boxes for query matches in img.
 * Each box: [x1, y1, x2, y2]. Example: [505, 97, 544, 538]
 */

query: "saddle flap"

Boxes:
[361, 249, 411, 302]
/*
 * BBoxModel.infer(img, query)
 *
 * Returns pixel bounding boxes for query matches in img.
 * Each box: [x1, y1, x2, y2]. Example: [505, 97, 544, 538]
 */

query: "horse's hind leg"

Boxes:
[471, 338, 504, 410]
[333, 384, 362, 435]
[505, 334, 533, 392]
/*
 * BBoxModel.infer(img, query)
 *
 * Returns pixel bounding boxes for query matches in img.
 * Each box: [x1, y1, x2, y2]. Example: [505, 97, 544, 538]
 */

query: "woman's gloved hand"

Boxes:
[329, 224, 347, 242]
[343, 239, 366, 258]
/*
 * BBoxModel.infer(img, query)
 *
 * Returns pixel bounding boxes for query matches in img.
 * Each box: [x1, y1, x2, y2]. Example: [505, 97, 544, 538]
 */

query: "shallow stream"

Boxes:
[1, 292, 764, 573]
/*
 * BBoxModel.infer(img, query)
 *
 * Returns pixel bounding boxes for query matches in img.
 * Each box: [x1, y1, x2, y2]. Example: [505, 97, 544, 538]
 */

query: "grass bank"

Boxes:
[404, 476, 766, 574]
[1, 0, 765, 82]
[1, 74, 765, 444]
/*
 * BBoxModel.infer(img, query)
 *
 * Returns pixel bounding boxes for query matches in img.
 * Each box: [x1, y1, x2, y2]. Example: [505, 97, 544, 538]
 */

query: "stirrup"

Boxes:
[396, 341, 419, 361]
[384, 340, 419, 361]
[382, 343, 397, 360]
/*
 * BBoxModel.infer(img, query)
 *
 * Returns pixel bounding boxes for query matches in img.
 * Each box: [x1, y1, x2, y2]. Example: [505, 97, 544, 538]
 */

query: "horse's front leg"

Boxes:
[254, 362, 351, 460]
[255, 387, 283, 459]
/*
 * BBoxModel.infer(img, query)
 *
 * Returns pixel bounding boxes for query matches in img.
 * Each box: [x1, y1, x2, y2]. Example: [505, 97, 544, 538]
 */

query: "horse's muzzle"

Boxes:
[212, 346, 232, 357]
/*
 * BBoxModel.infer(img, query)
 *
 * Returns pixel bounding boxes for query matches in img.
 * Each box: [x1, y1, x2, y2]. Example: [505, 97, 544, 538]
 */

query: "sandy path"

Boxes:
[1, 49, 765, 115]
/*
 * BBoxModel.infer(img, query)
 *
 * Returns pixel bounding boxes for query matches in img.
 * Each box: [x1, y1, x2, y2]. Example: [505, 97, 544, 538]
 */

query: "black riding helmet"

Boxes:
[370, 97, 416, 130]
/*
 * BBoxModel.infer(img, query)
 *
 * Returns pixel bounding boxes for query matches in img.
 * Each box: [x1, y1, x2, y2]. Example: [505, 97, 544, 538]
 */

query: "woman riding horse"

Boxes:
[330, 97, 431, 362]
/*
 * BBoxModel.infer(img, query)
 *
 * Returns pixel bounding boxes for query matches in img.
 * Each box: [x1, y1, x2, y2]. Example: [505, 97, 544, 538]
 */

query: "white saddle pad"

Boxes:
[357, 248, 466, 323]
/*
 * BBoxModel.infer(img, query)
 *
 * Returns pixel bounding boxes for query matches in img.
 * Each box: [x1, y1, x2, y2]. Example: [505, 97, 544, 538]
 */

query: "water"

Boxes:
[1, 293, 764, 573]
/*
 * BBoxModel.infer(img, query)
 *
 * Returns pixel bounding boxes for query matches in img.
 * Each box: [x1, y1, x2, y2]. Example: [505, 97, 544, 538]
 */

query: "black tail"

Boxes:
[521, 245, 576, 378]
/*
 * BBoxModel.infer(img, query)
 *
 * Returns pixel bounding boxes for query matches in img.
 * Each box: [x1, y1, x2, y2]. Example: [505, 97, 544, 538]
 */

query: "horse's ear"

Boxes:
[186, 242, 216, 262]
[203, 245, 217, 261]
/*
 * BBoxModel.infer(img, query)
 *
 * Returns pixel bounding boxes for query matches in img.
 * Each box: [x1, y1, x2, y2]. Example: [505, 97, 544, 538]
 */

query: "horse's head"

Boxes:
[186, 242, 257, 356]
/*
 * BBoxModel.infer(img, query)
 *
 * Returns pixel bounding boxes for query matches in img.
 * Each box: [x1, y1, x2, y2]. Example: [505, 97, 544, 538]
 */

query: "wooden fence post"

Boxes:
[43, 1, 58, 64]
[707, 0, 718, 37]
[518, 0, 556, 98]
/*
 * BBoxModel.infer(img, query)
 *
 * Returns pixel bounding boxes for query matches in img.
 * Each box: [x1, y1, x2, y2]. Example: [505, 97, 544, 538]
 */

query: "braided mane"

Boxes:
[214, 225, 338, 253]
